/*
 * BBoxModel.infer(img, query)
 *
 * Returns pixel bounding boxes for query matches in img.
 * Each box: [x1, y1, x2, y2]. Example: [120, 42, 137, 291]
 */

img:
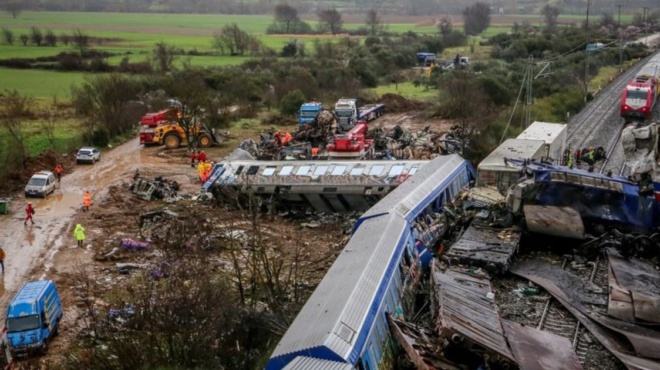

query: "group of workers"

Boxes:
[189, 150, 207, 168]
[273, 131, 293, 146]
[563, 146, 607, 171]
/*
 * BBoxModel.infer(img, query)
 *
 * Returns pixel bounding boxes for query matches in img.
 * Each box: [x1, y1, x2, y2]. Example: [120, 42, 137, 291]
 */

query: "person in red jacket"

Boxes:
[25, 202, 35, 225]
[198, 150, 207, 162]
[190, 150, 197, 168]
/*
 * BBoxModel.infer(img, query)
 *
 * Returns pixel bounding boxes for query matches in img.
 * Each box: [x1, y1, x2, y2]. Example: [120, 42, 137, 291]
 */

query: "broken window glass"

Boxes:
[350, 167, 364, 176]
[296, 166, 311, 176]
[314, 166, 329, 176]
[279, 166, 293, 176]
[331, 166, 347, 175]
[388, 165, 405, 177]
[369, 165, 384, 176]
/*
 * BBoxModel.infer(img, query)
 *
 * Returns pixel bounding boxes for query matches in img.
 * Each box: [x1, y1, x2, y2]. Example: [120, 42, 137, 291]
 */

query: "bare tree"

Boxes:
[0, 90, 34, 168]
[72, 28, 90, 55]
[437, 15, 453, 36]
[1, 28, 13, 45]
[600, 12, 617, 28]
[365, 9, 384, 35]
[274, 4, 300, 33]
[541, 4, 560, 30]
[462, 2, 491, 35]
[2, 0, 23, 19]
[212, 23, 255, 56]
[40, 97, 59, 150]
[317, 8, 343, 35]
[152, 41, 178, 72]
[29, 27, 43, 46]
[44, 29, 57, 47]
[60, 33, 70, 46]
[18, 34, 28, 46]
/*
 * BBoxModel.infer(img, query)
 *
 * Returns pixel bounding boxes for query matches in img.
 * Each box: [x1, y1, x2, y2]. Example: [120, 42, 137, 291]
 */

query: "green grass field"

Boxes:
[0, 67, 86, 98]
[367, 82, 438, 100]
[0, 10, 635, 98]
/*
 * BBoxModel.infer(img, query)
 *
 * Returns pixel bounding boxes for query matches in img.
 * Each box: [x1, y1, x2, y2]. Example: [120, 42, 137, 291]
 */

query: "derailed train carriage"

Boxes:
[266, 155, 475, 370]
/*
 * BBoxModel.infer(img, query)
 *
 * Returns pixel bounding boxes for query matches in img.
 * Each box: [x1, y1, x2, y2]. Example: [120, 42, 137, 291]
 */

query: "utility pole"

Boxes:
[642, 7, 649, 45]
[584, 0, 591, 102]
[617, 4, 623, 66]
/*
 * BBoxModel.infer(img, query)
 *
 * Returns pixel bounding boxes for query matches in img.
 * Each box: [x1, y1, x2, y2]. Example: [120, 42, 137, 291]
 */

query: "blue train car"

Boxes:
[509, 159, 656, 231]
[358, 154, 475, 267]
[267, 155, 476, 370]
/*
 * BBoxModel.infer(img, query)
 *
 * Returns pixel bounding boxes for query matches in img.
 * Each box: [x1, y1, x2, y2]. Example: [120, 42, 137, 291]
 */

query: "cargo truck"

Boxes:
[297, 101, 323, 125]
[333, 99, 385, 131]
[5, 280, 62, 357]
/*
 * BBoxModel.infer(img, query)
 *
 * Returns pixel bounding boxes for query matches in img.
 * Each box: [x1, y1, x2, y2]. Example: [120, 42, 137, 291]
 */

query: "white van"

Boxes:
[24, 171, 56, 198]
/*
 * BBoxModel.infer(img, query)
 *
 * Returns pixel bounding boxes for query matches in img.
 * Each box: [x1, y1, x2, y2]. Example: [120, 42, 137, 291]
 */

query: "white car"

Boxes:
[76, 147, 101, 164]
[25, 171, 56, 198]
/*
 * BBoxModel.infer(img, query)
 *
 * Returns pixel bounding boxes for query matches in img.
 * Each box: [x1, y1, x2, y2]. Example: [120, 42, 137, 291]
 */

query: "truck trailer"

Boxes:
[333, 99, 385, 131]
[516, 121, 567, 164]
[5, 280, 62, 357]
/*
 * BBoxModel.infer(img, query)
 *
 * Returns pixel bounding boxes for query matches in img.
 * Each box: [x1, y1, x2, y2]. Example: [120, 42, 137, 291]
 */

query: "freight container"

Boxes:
[516, 121, 567, 164]
[477, 139, 545, 194]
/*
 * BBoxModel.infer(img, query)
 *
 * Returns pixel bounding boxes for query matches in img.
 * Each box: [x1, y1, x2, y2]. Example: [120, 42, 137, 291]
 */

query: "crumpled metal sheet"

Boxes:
[607, 249, 660, 324]
[501, 319, 583, 370]
[523, 205, 585, 240]
[431, 265, 516, 361]
[511, 259, 660, 365]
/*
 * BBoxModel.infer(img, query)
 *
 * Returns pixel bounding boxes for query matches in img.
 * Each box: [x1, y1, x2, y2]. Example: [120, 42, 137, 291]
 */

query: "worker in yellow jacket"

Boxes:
[74, 224, 85, 248]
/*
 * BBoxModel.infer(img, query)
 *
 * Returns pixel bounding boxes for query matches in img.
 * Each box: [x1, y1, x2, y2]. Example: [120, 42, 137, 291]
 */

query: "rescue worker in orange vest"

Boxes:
[281, 132, 293, 146]
[202, 160, 212, 182]
[54, 164, 63, 184]
[83, 191, 92, 212]
[197, 160, 206, 182]
[311, 147, 319, 158]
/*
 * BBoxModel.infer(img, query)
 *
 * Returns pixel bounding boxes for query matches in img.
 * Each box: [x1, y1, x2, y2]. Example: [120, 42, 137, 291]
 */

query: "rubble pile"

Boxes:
[130, 175, 181, 201]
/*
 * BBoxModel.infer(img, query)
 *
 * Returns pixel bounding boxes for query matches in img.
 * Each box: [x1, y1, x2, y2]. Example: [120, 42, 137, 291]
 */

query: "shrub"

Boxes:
[89, 127, 110, 147]
[279, 89, 306, 116]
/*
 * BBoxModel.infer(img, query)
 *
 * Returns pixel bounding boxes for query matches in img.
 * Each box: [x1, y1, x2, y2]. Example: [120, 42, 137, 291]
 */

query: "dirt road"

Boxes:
[0, 138, 185, 309]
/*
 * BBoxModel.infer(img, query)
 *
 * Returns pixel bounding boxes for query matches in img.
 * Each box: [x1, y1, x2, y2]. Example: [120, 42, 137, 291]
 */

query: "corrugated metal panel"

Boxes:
[282, 356, 354, 370]
[431, 264, 516, 361]
[271, 215, 407, 361]
[361, 154, 467, 221]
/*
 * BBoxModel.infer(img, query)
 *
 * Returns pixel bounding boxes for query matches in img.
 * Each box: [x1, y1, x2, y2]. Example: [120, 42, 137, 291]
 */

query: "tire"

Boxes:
[164, 134, 181, 149]
[197, 133, 212, 148]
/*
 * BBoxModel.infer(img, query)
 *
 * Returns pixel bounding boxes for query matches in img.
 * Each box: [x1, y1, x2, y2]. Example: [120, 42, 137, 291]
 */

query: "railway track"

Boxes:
[566, 53, 660, 176]
[535, 255, 612, 366]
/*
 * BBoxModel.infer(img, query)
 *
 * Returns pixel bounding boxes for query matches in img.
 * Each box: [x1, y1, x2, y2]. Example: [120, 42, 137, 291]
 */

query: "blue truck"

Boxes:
[297, 101, 323, 125]
[416, 52, 437, 66]
[5, 280, 62, 356]
[333, 98, 385, 131]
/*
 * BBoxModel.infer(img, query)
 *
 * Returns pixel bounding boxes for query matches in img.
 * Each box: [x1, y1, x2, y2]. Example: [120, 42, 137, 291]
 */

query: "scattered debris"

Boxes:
[130, 175, 181, 201]
[502, 319, 584, 370]
[120, 238, 151, 251]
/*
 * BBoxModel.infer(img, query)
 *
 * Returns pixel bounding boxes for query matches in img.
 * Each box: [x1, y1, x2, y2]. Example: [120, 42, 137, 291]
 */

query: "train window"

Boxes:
[296, 166, 311, 175]
[279, 166, 294, 176]
[369, 165, 384, 176]
[409, 165, 419, 175]
[234, 165, 244, 175]
[314, 166, 329, 176]
[388, 164, 405, 177]
[246, 166, 259, 175]
[357, 360, 365, 370]
[262, 166, 276, 176]
[331, 165, 347, 175]
[350, 167, 364, 176]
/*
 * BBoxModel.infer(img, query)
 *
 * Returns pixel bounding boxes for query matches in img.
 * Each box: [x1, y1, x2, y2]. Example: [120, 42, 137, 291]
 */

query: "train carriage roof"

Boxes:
[268, 214, 408, 368]
[359, 154, 473, 223]
[282, 356, 354, 370]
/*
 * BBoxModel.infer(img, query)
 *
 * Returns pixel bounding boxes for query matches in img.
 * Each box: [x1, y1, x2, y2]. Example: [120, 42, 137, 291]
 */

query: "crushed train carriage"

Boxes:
[266, 155, 476, 370]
